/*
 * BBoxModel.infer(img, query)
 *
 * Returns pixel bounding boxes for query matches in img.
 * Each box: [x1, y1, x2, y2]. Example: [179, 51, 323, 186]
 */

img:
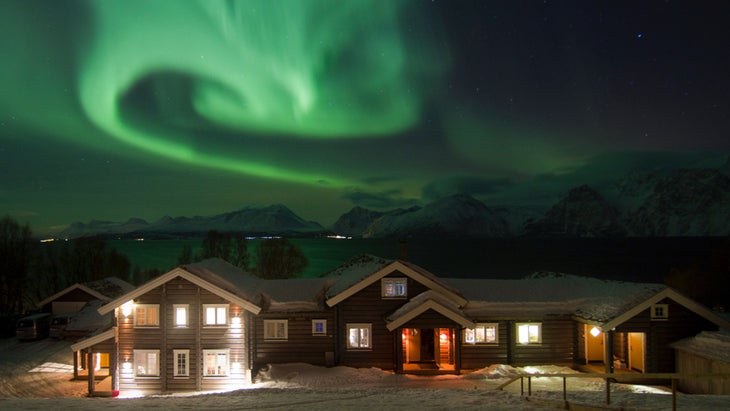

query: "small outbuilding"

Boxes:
[671, 331, 730, 394]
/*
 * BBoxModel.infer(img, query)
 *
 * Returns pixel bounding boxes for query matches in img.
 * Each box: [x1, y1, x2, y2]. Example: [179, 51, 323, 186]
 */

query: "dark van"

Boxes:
[16, 313, 51, 340]
[49, 314, 73, 339]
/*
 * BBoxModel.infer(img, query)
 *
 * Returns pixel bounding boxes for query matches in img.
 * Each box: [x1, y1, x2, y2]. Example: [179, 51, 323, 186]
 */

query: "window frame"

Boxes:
[381, 277, 408, 298]
[516, 322, 542, 345]
[133, 349, 160, 378]
[464, 323, 499, 345]
[346, 323, 372, 350]
[263, 319, 288, 340]
[203, 349, 230, 377]
[173, 304, 189, 328]
[651, 304, 669, 320]
[203, 304, 228, 326]
[173, 349, 189, 378]
[133, 304, 160, 328]
[312, 319, 327, 336]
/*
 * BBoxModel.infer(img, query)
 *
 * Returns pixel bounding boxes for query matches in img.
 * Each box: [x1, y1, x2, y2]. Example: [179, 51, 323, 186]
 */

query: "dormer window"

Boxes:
[382, 278, 407, 298]
[651, 304, 669, 320]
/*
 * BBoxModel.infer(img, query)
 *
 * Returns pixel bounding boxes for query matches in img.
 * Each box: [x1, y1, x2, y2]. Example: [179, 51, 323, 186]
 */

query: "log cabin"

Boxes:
[70, 255, 730, 396]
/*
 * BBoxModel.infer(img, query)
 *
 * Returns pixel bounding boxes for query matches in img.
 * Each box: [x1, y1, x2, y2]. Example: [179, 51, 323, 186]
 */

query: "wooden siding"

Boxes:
[253, 310, 336, 373]
[675, 350, 730, 394]
[614, 298, 718, 373]
[117, 277, 250, 394]
[336, 273, 431, 370]
[461, 318, 575, 369]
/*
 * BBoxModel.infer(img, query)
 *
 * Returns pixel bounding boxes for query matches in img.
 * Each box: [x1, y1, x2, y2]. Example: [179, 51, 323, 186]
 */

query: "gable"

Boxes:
[386, 298, 474, 331]
[37, 284, 109, 308]
[601, 288, 730, 331]
[326, 261, 467, 307]
[98, 267, 261, 316]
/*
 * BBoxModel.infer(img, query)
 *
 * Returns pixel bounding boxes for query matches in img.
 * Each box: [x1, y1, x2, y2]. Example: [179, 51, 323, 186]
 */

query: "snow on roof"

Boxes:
[258, 278, 334, 312]
[445, 272, 665, 322]
[183, 258, 261, 304]
[671, 331, 730, 363]
[84, 276, 135, 299]
[65, 300, 112, 332]
[322, 254, 393, 296]
[387, 290, 462, 322]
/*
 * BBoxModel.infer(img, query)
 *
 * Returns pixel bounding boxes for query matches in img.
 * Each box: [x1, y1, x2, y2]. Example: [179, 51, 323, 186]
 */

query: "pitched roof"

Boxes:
[445, 273, 665, 321]
[36, 277, 135, 308]
[671, 331, 730, 363]
[98, 258, 261, 315]
[70, 328, 115, 352]
[325, 257, 467, 307]
[258, 278, 334, 312]
[385, 290, 474, 331]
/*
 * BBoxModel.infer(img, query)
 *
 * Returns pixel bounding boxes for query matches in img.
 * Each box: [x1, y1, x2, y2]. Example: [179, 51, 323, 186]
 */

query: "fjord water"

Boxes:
[109, 237, 726, 282]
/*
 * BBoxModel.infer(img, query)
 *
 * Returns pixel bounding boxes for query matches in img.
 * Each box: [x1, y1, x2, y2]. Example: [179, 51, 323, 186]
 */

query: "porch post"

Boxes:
[605, 330, 614, 374]
[87, 348, 95, 395]
[73, 350, 79, 380]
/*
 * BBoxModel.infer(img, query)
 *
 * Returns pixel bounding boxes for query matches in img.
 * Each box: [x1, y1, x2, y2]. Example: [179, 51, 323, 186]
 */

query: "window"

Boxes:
[203, 349, 229, 377]
[264, 319, 288, 340]
[347, 323, 371, 349]
[133, 349, 159, 377]
[204, 304, 228, 326]
[174, 304, 188, 328]
[651, 304, 669, 320]
[381, 278, 407, 298]
[465, 323, 498, 344]
[516, 323, 542, 344]
[134, 304, 159, 327]
[312, 319, 327, 336]
[173, 349, 189, 377]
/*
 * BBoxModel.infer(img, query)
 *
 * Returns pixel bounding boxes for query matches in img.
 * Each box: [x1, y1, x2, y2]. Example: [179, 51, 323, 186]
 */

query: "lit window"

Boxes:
[264, 319, 288, 340]
[382, 278, 407, 298]
[173, 349, 189, 377]
[312, 319, 327, 336]
[465, 323, 498, 344]
[651, 304, 669, 320]
[133, 349, 159, 377]
[516, 323, 542, 344]
[347, 323, 371, 349]
[134, 304, 159, 327]
[203, 349, 229, 377]
[204, 304, 228, 326]
[174, 304, 188, 328]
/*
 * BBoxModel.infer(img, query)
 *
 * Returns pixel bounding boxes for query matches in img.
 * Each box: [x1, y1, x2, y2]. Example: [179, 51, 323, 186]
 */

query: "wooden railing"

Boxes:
[497, 372, 730, 411]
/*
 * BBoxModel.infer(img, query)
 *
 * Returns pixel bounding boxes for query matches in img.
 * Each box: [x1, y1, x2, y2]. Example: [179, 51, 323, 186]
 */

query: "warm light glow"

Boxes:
[121, 301, 134, 317]
[122, 361, 132, 370]
[440, 332, 448, 341]
[590, 327, 602, 337]
[94, 353, 101, 371]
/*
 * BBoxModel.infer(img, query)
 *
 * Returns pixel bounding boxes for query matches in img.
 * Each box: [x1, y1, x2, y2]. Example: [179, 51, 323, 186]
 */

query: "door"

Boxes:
[586, 326, 604, 363]
[419, 329, 435, 362]
[628, 332, 645, 372]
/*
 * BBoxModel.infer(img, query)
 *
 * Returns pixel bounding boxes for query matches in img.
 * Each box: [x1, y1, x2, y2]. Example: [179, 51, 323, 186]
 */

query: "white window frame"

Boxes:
[173, 349, 189, 377]
[264, 319, 288, 340]
[134, 304, 160, 328]
[381, 278, 407, 298]
[173, 304, 189, 328]
[346, 323, 372, 349]
[133, 349, 160, 377]
[203, 304, 228, 326]
[516, 322, 542, 344]
[203, 349, 230, 377]
[651, 304, 669, 320]
[312, 319, 327, 336]
[465, 323, 498, 344]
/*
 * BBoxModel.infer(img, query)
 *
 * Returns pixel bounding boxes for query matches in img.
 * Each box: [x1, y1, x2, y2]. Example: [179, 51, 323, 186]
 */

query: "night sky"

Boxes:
[2, 0, 729, 236]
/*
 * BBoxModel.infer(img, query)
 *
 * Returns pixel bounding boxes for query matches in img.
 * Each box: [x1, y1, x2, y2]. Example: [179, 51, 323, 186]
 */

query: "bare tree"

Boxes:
[254, 238, 307, 279]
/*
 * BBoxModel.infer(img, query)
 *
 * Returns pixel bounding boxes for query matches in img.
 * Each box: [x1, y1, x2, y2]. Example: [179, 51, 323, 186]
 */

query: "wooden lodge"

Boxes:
[69, 255, 730, 396]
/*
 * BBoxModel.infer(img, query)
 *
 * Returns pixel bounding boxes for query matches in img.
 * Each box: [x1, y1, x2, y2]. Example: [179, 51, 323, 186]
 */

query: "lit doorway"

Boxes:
[628, 332, 645, 372]
[402, 328, 455, 372]
[585, 325, 605, 363]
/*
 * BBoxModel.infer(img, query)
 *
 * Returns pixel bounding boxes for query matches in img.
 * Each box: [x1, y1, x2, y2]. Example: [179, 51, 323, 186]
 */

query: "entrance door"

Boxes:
[628, 332, 645, 372]
[586, 326, 604, 363]
[419, 329, 435, 362]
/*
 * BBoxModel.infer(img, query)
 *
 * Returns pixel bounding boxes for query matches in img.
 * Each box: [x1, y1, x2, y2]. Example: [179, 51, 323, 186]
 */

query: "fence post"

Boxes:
[672, 378, 677, 411]
[605, 377, 610, 405]
[563, 376, 567, 401]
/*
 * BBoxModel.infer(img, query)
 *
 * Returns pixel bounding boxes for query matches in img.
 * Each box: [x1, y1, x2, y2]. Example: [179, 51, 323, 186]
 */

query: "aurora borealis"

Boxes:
[2, 0, 729, 235]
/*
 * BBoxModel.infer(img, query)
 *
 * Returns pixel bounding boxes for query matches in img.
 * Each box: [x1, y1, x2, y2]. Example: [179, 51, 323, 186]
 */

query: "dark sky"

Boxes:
[1, 0, 729, 235]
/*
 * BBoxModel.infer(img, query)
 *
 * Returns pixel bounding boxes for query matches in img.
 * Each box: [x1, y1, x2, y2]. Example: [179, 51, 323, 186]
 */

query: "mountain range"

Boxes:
[59, 162, 730, 239]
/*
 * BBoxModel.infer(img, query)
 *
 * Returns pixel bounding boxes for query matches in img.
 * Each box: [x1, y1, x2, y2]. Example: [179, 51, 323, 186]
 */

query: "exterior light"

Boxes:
[590, 327, 601, 337]
[121, 301, 134, 317]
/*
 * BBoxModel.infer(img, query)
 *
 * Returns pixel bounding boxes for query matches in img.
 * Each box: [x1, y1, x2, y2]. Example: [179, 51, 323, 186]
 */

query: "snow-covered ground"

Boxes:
[1, 338, 729, 410]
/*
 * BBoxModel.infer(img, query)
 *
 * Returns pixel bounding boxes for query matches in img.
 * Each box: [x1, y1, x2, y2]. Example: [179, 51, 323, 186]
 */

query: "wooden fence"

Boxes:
[497, 372, 730, 411]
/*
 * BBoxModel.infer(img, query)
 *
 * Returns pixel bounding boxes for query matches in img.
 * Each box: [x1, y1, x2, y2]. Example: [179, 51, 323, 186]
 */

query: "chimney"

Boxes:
[397, 240, 407, 261]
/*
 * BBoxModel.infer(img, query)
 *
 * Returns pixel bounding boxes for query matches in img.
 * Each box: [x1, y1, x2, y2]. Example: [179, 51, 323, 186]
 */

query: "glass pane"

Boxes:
[465, 329, 475, 343]
[475, 327, 485, 342]
[359, 328, 369, 347]
[216, 307, 227, 324]
[206, 307, 216, 325]
[348, 328, 359, 347]
[176, 307, 186, 326]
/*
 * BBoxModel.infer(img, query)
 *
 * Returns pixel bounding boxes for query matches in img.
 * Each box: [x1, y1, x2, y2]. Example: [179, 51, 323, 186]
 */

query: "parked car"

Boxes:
[49, 313, 74, 339]
[16, 313, 51, 341]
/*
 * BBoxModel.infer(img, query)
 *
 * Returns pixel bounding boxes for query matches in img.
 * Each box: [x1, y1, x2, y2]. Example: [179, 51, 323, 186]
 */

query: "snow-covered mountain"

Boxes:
[60, 204, 324, 239]
[360, 193, 509, 238]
